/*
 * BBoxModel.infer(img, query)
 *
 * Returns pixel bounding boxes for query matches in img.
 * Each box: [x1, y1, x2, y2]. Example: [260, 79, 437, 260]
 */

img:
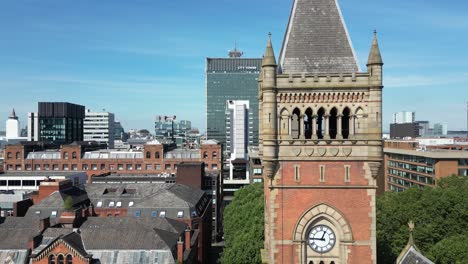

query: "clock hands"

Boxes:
[321, 230, 326, 240]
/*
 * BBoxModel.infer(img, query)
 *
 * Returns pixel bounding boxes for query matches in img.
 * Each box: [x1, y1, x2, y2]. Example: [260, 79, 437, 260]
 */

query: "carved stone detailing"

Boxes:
[368, 162, 381, 179]
[317, 148, 327, 156]
[330, 148, 339, 156]
[277, 92, 366, 104]
[292, 148, 302, 156]
[343, 147, 352, 156]
[305, 147, 314, 156]
[263, 160, 278, 179]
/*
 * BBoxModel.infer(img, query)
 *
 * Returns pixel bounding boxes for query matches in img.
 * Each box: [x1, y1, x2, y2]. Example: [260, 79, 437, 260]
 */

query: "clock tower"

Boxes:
[259, 0, 383, 263]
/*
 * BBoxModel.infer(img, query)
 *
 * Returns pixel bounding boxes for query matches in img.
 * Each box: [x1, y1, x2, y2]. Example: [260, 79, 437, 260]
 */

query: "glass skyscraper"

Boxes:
[205, 57, 262, 150]
[38, 102, 85, 144]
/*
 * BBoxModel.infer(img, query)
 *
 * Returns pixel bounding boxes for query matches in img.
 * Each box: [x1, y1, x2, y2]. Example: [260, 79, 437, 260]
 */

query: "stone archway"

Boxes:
[293, 203, 354, 264]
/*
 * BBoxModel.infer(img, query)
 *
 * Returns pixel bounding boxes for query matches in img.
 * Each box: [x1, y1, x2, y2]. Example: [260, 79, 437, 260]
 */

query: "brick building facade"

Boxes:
[384, 140, 468, 192]
[259, 0, 383, 263]
[3, 140, 221, 181]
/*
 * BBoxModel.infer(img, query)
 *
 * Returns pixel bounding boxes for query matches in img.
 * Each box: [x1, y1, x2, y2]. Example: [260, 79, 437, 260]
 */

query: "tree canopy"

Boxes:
[220, 183, 264, 264]
[377, 175, 468, 264]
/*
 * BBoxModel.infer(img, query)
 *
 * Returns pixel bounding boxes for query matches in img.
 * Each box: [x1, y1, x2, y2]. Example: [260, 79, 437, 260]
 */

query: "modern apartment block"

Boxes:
[27, 102, 85, 144]
[222, 100, 252, 201]
[384, 140, 468, 192]
[84, 109, 115, 148]
[205, 54, 261, 148]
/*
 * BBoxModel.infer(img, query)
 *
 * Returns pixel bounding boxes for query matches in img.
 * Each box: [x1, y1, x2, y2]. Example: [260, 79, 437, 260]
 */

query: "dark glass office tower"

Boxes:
[38, 102, 85, 144]
[206, 57, 262, 149]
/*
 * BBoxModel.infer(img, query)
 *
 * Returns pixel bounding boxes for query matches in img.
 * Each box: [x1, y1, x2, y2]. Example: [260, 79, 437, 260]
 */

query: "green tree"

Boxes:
[63, 196, 74, 210]
[220, 183, 264, 264]
[377, 175, 468, 264]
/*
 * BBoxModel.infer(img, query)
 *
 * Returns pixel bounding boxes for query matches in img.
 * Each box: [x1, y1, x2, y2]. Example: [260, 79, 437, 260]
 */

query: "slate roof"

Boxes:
[399, 246, 434, 264]
[0, 217, 42, 249]
[279, 0, 359, 74]
[85, 183, 204, 210]
[81, 217, 186, 250]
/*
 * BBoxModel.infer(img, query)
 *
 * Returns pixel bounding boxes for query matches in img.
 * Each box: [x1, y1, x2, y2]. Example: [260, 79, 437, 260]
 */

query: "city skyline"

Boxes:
[1, 0, 467, 132]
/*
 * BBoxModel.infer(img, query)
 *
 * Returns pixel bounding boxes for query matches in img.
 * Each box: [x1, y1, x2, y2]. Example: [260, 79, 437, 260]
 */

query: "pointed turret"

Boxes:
[367, 31, 383, 66]
[262, 33, 277, 67]
[9, 108, 18, 120]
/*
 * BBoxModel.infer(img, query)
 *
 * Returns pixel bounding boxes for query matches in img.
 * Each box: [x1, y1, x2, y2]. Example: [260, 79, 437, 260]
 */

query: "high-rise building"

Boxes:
[205, 52, 261, 149]
[432, 123, 448, 136]
[223, 100, 251, 200]
[5, 109, 20, 139]
[260, 0, 383, 263]
[37, 102, 85, 144]
[392, 111, 414, 124]
[27, 112, 39, 141]
[154, 116, 191, 139]
[83, 109, 115, 148]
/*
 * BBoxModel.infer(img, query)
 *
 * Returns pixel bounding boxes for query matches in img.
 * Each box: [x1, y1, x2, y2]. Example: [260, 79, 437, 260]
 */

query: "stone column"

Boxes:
[299, 114, 305, 139]
[336, 114, 343, 139]
[349, 115, 355, 138]
[324, 114, 330, 139]
[312, 115, 318, 140]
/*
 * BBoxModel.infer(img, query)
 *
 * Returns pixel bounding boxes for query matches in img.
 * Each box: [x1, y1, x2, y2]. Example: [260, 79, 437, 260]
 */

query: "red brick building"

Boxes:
[3, 140, 221, 181]
[384, 140, 468, 192]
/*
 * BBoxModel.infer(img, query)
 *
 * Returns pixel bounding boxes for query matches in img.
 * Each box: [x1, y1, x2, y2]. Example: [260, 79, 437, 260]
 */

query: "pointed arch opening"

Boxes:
[304, 108, 313, 139]
[355, 107, 364, 136]
[279, 108, 290, 137]
[342, 107, 351, 139]
[317, 108, 325, 139]
[329, 108, 338, 139]
[291, 108, 301, 139]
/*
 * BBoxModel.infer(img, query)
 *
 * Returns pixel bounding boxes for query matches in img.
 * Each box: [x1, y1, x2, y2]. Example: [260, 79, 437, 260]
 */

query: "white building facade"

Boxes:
[83, 110, 115, 148]
[6, 109, 20, 139]
[392, 111, 415, 124]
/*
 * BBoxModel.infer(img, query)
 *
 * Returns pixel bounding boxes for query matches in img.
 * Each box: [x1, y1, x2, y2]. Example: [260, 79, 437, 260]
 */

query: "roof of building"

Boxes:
[80, 217, 186, 250]
[31, 230, 89, 259]
[201, 139, 220, 145]
[85, 183, 205, 211]
[27, 151, 61, 159]
[164, 149, 200, 159]
[396, 221, 434, 264]
[278, 0, 359, 74]
[0, 217, 42, 249]
[83, 150, 144, 159]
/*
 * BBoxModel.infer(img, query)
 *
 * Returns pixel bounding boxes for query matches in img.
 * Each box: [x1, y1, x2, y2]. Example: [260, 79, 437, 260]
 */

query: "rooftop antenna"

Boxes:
[228, 40, 243, 58]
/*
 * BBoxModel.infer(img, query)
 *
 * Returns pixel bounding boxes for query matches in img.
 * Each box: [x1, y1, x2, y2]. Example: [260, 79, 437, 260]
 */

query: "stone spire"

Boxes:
[367, 31, 383, 66]
[9, 108, 18, 120]
[262, 33, 277, 67]
[278, 0, 359, 74]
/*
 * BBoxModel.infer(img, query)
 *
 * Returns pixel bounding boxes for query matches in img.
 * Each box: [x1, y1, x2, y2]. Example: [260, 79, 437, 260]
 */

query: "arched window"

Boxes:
[155, 152, 160, 159]
[319, 261, 325, 264]
[212, 151, 217, 159]
[330, 262, 336, 264]
[308, 262, 314, 264]
[146, 151, 151, 159]
[304, 108, 313, 139]
[72, 152, 77, 159]
[66, 255, 73, 264]
[63, 152, 69, 160]
[355, 107, 364, 135]
[291, 108, 301, 139]
[57, 255, 64, 264]
[16, 152, 21, 159]
[7, 152, 12, 159]
[329, 108, 338, 139]
[342, 107, 351, 139]
[48, 254, 56, 264]
[279, 108, 290, 136]
[203, 151, 208, 159]
[317, 108, 325, 139]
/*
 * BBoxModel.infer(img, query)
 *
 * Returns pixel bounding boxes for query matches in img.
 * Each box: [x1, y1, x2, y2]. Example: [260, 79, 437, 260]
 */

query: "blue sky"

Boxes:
[1, 0, 467, 133]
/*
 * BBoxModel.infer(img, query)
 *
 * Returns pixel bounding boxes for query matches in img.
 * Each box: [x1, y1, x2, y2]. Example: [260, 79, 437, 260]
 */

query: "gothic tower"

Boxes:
[259, 0, 383, 263]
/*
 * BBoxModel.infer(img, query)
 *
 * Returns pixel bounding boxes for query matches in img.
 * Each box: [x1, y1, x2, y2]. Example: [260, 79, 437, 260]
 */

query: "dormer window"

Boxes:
[159, 211, 166, 217]
[151, 211, 158, 218]
[116, 201, 122, 208]
[51, 211, 57, 218]
[134, 210, 141, 217]
[109, 201, 115, 207]
[96, 201, 102, 207]
[129, 201, 134, 207]
[177, 211, 184, 218]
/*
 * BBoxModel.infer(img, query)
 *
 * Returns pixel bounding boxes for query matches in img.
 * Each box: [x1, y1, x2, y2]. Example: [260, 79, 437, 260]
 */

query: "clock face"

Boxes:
[308, 225, 336, 253]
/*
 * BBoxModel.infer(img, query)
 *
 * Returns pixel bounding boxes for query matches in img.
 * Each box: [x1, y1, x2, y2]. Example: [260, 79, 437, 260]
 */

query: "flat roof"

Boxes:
[384, 148, 468, 159]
